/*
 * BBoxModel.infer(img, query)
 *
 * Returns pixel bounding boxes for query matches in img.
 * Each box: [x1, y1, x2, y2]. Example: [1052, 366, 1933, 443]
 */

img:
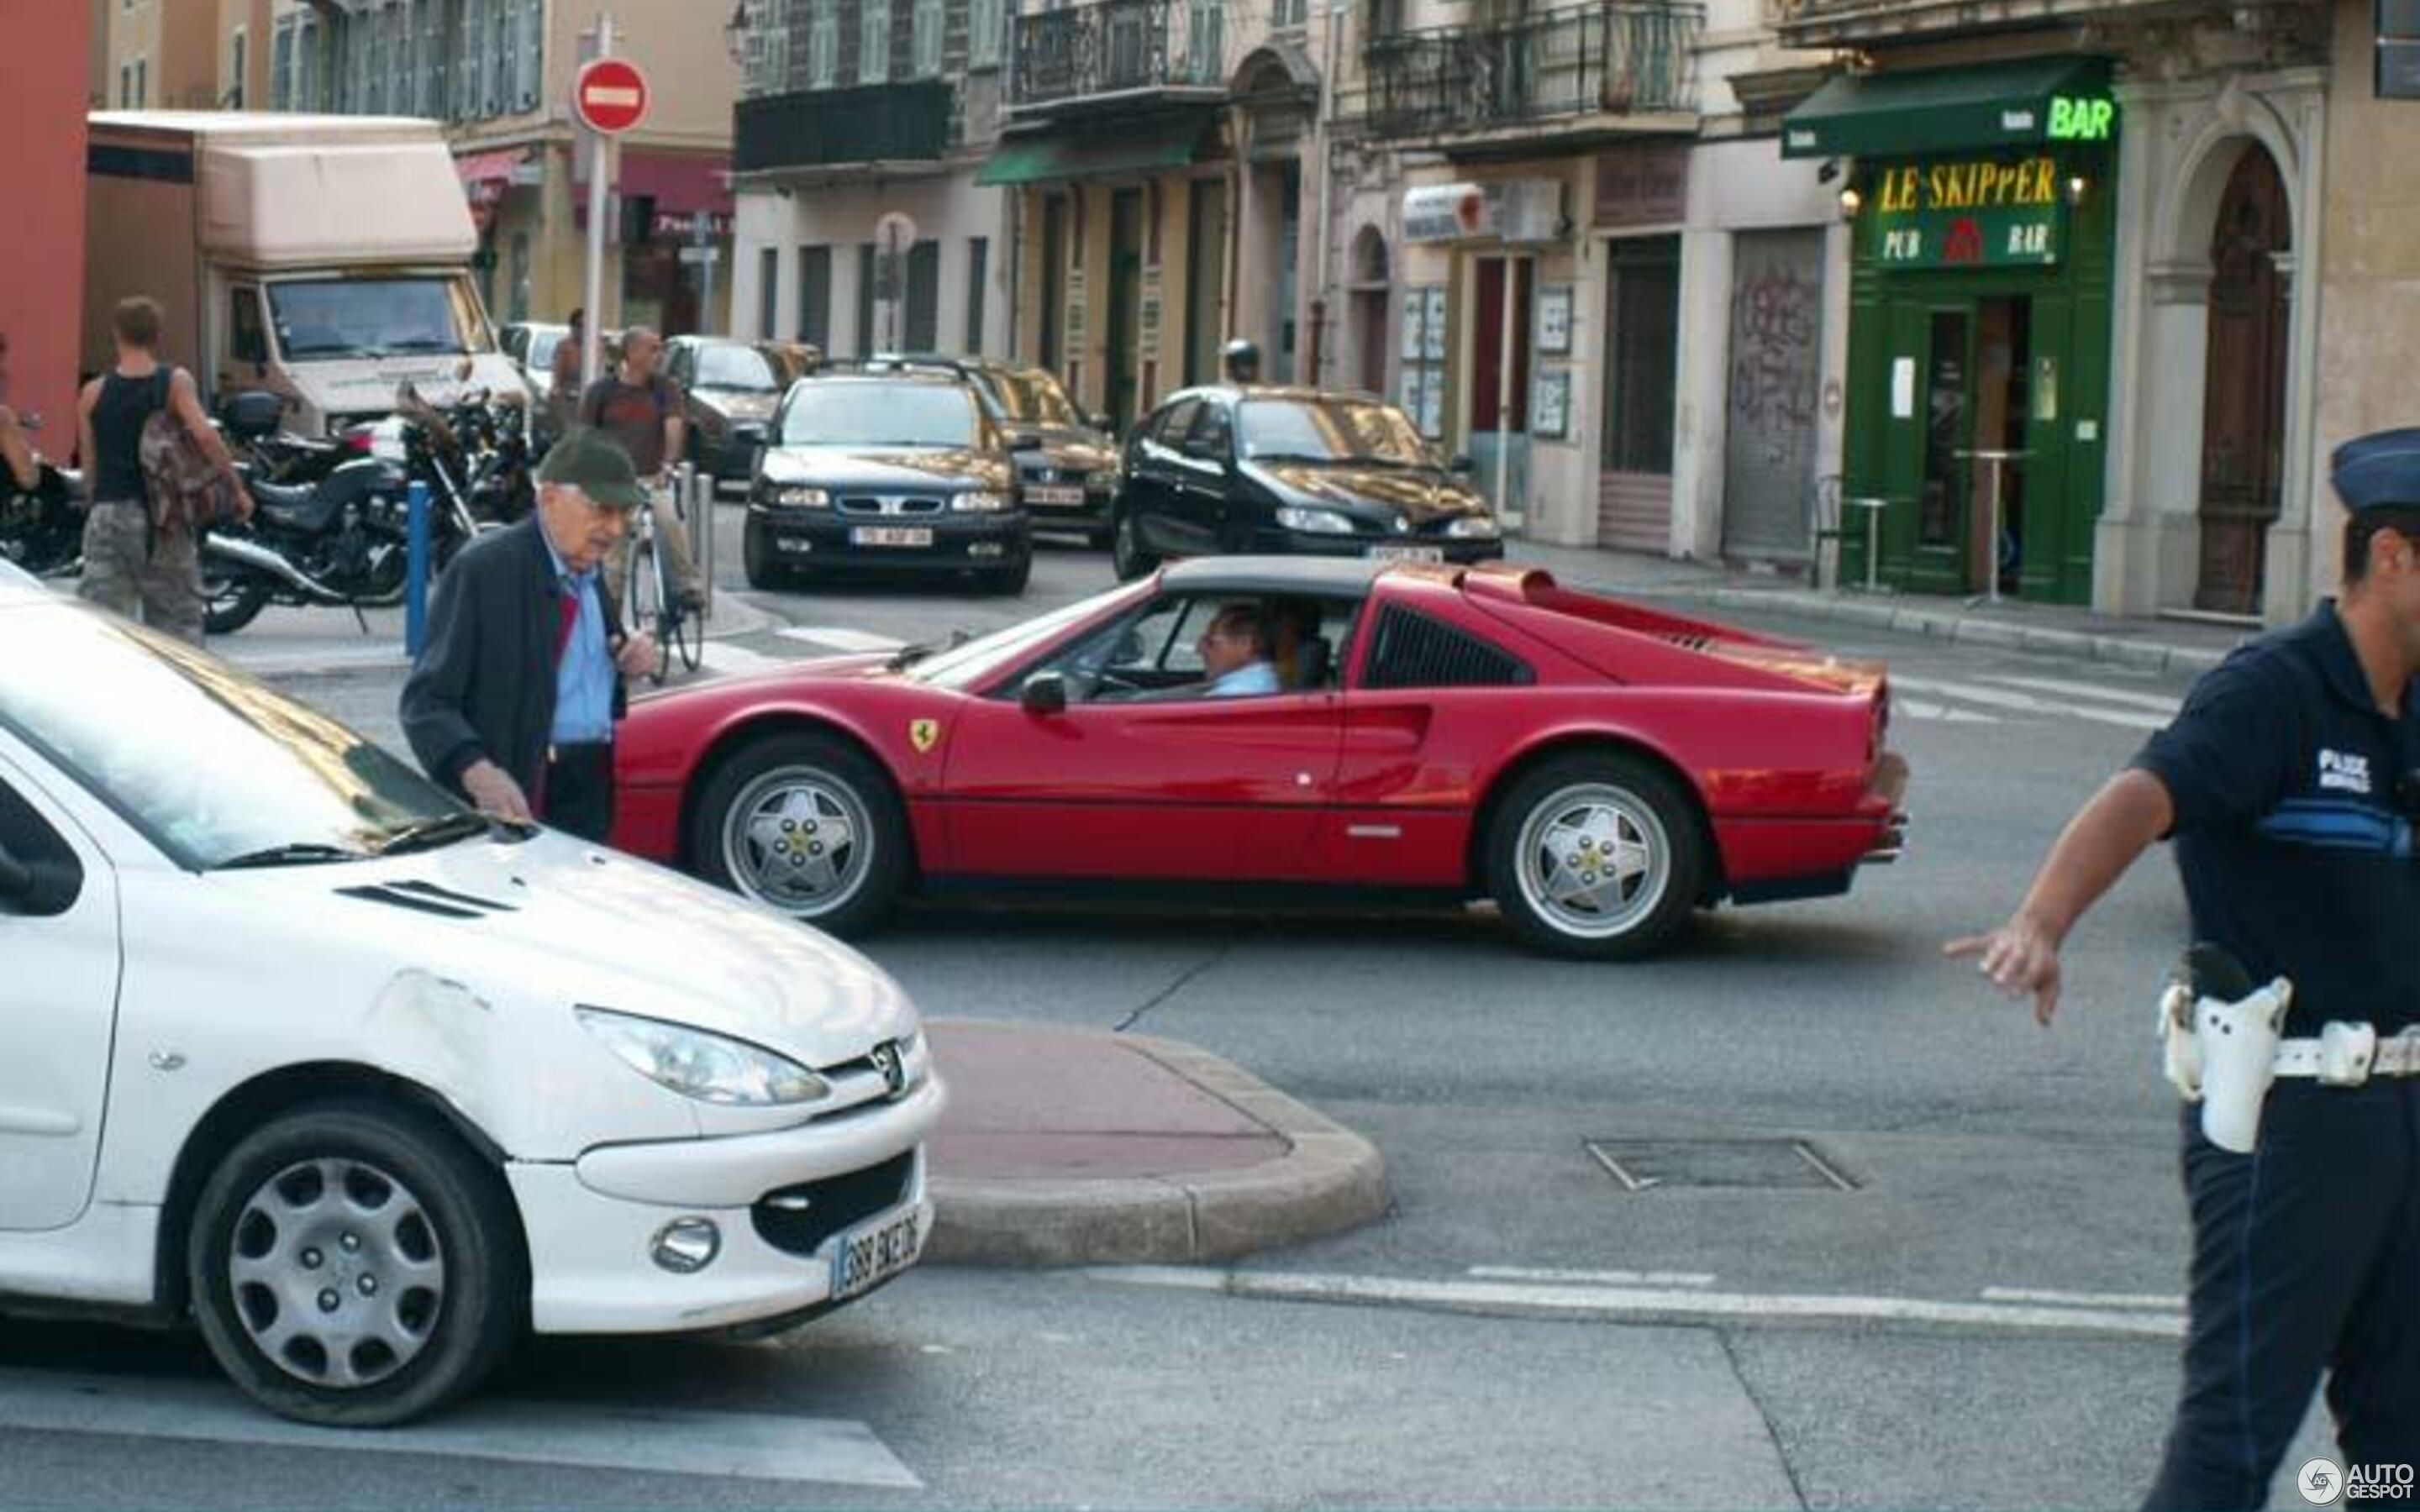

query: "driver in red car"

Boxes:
[1193, 602, 1281, 699]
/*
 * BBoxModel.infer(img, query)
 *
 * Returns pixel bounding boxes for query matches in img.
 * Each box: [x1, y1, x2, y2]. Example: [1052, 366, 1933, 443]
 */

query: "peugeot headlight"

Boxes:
[1277, 505, 1358, 536]
[954, 490, 1010, 513]
[576, 1007, 829, 1106]
[772, 486, 830, 509]
[1086, 467, 1120, 493]
[1447, 515, 1502, 539]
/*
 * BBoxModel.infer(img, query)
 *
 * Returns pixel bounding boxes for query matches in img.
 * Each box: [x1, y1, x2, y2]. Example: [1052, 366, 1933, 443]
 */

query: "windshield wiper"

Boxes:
[376, 811, 520, 856]
[885, 627, 973, 671]
[213, 843, 369, 871]
[381, 338, 461, 354]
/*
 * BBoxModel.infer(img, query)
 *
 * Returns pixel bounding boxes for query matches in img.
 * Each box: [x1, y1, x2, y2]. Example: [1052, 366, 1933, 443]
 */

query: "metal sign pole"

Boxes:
[690, 463, 713, 619]
[1494, 253, 1515, 528]
[580, 14, 614, 393]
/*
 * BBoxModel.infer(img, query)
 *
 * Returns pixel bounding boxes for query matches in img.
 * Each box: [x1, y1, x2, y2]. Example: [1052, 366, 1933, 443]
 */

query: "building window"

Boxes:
[913, 0, 943, 76]
[969, 0, 1002, 68]
[271, 18, 295, 109]
[759, 247, 780, 339]
[513, 0, 543, 110]
[800, 245, 833, 348]
[856, 243, 878, 355]
[905, 241, 940, 351]
[965, 237, 989, 352]
[297, 12, 322, 108]
[750, 0, 792, 92]
[118, 63, 131, 108]
[859, 0, 890, 84]
[808, 0, 839, 87]
[418, 0, 448, 118]
[135, 57, 147, 108]
[1271, 0, 1307, 27]
[229, 28, 248, 109]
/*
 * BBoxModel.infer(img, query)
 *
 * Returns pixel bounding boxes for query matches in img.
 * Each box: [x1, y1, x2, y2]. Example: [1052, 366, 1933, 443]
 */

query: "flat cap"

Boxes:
[536, 426, 649, 509]
[2331, 428, 2420, 512]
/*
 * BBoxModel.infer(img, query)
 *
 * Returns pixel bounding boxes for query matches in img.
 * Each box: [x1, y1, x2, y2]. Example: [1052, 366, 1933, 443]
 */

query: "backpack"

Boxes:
[137, 369, 241, 533]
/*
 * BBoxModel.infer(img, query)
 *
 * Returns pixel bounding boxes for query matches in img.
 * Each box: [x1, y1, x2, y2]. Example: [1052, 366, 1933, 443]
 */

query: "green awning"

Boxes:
[1781, 57, 2114, 159]
[975, 120, 1207, 186]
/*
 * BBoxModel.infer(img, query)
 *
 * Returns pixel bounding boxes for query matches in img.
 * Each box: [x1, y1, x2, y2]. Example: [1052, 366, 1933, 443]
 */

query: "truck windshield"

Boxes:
[269, 278, 475, 360]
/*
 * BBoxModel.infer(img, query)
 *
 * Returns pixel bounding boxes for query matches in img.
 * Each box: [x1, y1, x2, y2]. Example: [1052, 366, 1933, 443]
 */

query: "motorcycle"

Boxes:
[0, 459, 86, 580]
[199, 391, 485, 637]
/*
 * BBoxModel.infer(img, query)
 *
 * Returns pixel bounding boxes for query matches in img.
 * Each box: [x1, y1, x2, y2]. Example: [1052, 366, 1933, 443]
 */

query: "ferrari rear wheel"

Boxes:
[687, 732, 908, 936]
[1486, 753, 1702, 960]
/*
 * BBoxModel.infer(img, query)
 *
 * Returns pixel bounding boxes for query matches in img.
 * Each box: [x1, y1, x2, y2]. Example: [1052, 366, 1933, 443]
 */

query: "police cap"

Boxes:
[2331, 428, 2420, 513]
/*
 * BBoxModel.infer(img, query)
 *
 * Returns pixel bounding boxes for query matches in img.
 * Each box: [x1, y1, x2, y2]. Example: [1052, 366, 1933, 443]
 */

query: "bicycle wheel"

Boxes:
[628, 536, 667, 686]
[674, 592, 704, 673]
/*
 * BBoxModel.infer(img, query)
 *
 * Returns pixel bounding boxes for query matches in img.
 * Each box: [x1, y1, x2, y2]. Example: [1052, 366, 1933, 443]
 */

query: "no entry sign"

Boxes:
[575, 57, 650, 135]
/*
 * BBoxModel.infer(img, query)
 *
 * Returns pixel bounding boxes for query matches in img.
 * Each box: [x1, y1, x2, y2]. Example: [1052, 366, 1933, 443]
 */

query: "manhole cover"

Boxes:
[1585, 1138, 1857, 1192]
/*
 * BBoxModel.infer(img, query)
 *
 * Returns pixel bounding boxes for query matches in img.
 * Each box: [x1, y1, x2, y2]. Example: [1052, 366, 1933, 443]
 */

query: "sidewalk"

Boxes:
[1506, 539, 2255, 677]
[921, 1020, 1389, 1268]
[212, 588, 783, 679]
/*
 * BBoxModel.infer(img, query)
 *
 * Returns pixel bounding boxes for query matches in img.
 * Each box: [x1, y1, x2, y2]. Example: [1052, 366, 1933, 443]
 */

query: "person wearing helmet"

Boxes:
[1221, 339, 1261, 385]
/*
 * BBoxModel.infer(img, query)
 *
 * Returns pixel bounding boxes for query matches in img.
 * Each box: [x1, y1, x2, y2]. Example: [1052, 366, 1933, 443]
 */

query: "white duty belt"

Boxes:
[2270, 1024, 2420, 1085]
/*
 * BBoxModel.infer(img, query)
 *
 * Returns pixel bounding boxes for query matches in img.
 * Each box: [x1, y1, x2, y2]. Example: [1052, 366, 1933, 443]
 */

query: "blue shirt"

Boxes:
[540, 529, 615, 745]
[1207, 660, 1281, 698]
[2130, 601, 2420, 1036]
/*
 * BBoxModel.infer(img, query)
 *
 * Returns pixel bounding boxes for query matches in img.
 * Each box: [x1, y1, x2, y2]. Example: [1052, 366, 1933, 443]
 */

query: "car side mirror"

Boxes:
[1021, 670, 1069, 715]
[1449, 453, 1477, 476]
[1089, 412, 1115, 434]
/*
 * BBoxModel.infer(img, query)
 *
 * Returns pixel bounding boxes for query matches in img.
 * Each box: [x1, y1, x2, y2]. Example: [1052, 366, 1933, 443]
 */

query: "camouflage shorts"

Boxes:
[77, 500, 204, 647]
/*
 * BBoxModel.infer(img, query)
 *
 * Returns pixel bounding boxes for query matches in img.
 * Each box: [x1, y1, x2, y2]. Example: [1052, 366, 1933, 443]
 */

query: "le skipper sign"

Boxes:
[1869, 154, 2066, 270]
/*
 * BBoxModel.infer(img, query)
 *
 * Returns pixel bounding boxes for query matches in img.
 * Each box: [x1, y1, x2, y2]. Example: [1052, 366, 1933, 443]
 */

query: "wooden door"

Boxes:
[2196, 146, 2291, 615]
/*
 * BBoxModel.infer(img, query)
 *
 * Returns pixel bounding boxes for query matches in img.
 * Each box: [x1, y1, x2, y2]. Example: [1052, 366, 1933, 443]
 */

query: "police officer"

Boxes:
[1221, 338, 1260, 385]
[1950, 430, 2420, 1509]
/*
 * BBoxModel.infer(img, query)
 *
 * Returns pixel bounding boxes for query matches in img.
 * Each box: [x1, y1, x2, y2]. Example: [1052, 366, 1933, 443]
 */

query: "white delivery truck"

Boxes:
[84, 112, 529, 436]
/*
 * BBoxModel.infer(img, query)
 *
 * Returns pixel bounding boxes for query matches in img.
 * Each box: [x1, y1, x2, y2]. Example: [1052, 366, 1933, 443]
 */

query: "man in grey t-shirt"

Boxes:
[579, 325, 703, 610]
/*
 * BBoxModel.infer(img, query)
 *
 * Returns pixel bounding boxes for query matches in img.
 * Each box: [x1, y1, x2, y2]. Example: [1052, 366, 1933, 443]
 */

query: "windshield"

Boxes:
[978, 368, 1081, 428]
[527, 328, 565, 368]
[905, 581, 1153, 692]
[781, 382, 978, 448]
[696, 344, 780, 392]
[0, 605, 464, 869]
[269, 277, 479, 360]
[1238, 397, 1433, 465]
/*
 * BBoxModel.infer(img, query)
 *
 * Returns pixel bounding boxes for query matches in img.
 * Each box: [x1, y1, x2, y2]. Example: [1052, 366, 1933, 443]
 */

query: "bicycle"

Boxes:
[622, 481, 705, 685]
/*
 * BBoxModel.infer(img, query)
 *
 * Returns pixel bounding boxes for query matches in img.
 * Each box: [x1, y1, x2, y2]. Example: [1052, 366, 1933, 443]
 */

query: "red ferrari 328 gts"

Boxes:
[613, 559, 1909, 958]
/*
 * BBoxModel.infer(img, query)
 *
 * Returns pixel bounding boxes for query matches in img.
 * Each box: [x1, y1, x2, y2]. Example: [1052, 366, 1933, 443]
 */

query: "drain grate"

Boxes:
[1585, 1138, 1858, 1193]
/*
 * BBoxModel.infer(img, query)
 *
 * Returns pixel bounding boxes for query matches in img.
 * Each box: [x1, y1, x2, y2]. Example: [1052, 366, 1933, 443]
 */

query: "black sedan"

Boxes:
[742, 372, 1031, 594]
[1109, 386, 1504, 580]
[666, 336, 785, 487]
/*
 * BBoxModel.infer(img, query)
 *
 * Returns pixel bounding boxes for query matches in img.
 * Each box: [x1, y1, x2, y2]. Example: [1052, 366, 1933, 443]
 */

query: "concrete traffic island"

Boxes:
[921, 1020, 1391, 1268]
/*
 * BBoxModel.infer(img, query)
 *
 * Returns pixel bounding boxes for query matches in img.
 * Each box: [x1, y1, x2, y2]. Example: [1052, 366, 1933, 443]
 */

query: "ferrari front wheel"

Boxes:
[1486, 753, 1703, 960]
[688, 731, 908, 936]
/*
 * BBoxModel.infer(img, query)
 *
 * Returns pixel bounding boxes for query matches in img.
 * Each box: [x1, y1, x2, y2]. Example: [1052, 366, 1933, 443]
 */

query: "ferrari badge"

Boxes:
[909, 718, 941, 753]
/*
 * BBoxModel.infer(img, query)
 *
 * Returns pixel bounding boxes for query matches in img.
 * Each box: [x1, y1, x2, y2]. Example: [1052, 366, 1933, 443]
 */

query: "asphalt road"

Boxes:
[1, 512, 2339, 1509]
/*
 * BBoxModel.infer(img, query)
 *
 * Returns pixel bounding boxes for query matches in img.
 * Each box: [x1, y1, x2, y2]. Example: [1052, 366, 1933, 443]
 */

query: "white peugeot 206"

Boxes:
[0, 566, 942, 1425]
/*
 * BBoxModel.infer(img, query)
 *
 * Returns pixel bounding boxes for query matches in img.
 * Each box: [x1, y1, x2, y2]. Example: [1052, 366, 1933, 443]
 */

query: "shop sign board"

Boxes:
[1868, 154, 2065, 270]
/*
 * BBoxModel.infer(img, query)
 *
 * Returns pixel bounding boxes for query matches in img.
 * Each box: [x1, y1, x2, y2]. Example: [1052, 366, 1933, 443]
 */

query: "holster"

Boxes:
[2157, 975, 2292, 1154]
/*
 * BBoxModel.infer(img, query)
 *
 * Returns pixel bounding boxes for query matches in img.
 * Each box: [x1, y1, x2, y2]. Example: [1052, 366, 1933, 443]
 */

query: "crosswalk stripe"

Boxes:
[0, 1368, 922, 1488]
[697, 639, 791, 675]
[778, 626, 906, 654]
[1894, 698, 1999, 725]
[1980, 675, 2183, 717]
[1891, 675, 2169, 731]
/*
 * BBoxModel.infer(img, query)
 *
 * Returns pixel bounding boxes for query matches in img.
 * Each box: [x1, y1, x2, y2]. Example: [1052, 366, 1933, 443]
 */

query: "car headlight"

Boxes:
[1446, 515, 1502, 539]
[1277, 505, 1359, 536]
[576, 1007, 830, 1106]
[771, 486, 830, 508]
[954, 490, 1010, 512]
[1086, 468, 1119, 493]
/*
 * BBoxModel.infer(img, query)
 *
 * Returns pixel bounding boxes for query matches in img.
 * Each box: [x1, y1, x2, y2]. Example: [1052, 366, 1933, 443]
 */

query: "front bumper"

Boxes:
[748, 505, 1032, 574]
[508, 1074, 945, 1336]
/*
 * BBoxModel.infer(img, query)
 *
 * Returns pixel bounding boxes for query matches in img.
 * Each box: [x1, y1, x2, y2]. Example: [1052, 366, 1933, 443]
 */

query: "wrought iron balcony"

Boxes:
[1771, 0, 2320, 50]
[734, 81, 955, 175]
[1357, 1, 1703, 140]
[1007, 0, 1229, 116]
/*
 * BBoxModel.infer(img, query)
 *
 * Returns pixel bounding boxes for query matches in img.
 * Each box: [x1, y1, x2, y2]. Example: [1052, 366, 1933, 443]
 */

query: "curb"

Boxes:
[1618, 582, 2240, 677]
[923, 1032, 1391, 1268]
[224, 592, 785, 682]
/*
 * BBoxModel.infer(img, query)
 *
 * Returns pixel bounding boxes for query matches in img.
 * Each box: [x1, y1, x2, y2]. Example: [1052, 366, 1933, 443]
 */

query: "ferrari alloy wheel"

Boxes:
[187, 1100, 524, 1426]
[689, 732, 908, 935]
[1486, 753, 1703, 960]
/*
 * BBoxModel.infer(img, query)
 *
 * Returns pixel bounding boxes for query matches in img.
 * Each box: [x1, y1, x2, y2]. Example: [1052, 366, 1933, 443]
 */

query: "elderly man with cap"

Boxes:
[1950, 430, 2420, 1509]
[401, 426, 659, 843]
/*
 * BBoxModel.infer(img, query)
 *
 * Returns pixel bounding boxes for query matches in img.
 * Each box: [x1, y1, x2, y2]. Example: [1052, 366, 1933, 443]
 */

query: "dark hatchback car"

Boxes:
[1110, 386, 1504, 580]
[743, 371, 1030, 594]
[665, 336, 786, 487]
[869, 355, 1120, 545]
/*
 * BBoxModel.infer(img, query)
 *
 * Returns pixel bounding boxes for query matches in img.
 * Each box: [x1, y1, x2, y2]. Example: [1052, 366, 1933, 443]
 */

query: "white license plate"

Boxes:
[1025, 485, 1086, 507]
[830, 1207, 923, 1301]
[1370, 544, 1445, 563]
[850, 526, 934, 548]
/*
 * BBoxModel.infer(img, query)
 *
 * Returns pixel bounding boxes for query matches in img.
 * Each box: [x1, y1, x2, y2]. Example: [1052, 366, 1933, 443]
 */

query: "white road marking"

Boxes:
[1981, 1287, 2186, 1310]
[1086, 1266, 2186, 1341]
[779, 626, 906, 654]
[1893, 699, 2000, 725]
[0, 1368, 921, 1488]
[696, 639, 791, 675]
[1980, 675, 2184, 717]
[1468, 1266, 1718, 1289]
[1891, 675, 2170, 731]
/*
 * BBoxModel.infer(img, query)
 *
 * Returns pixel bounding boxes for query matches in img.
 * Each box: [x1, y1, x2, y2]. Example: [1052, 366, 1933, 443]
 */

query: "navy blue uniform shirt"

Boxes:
[2131, 601, 2420, 1036]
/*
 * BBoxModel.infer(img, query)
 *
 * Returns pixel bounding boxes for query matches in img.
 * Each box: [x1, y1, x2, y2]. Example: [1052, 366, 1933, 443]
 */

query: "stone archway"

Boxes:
[2194, 144, 2292, 615]
[1348, 225, 1391, 396]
